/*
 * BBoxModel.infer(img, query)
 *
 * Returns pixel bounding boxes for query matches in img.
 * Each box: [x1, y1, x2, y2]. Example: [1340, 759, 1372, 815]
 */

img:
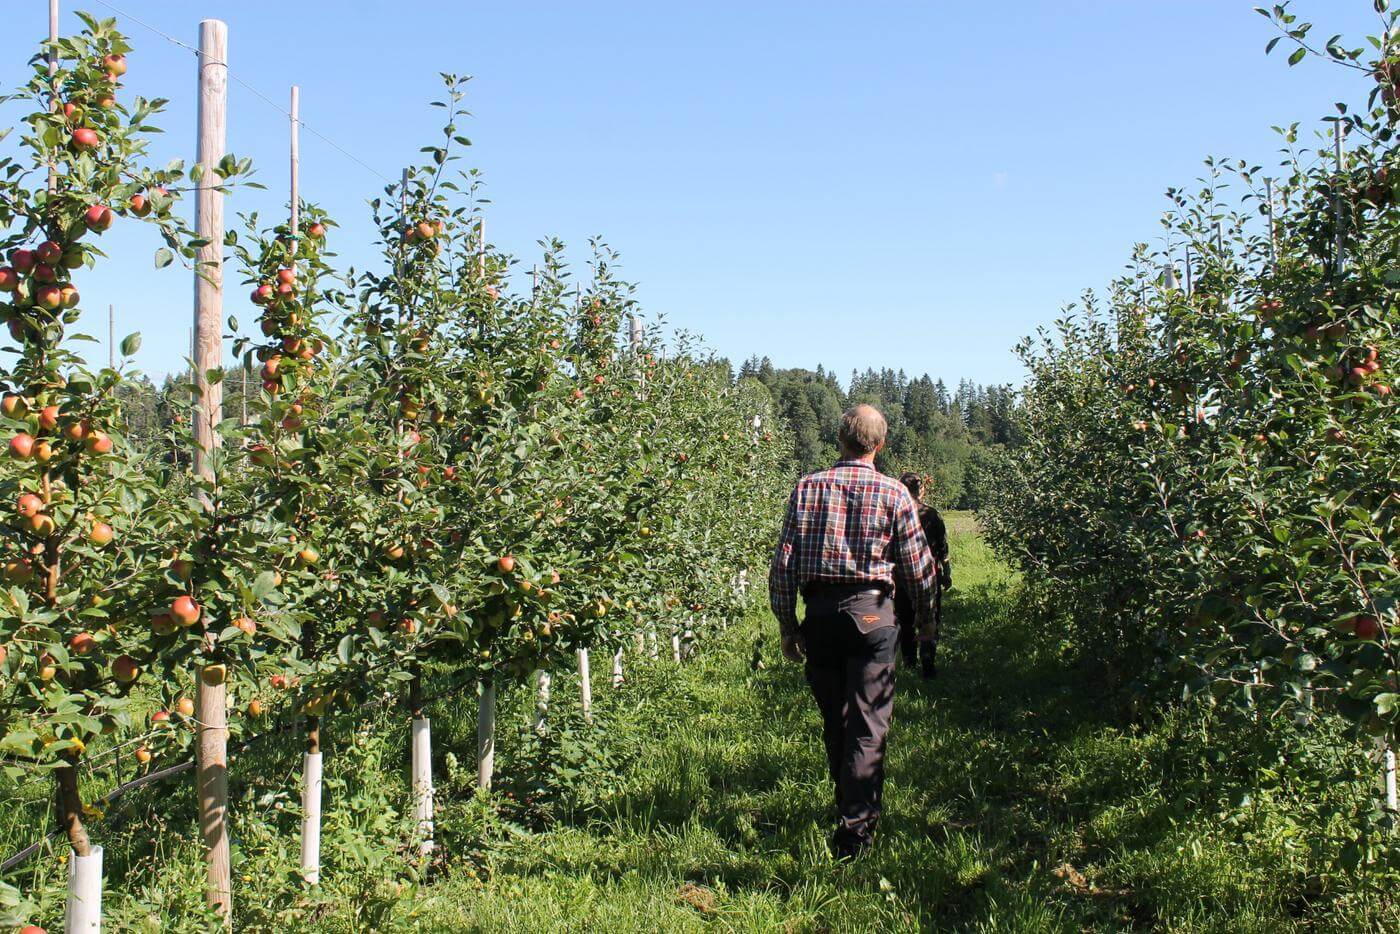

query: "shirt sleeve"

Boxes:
[768, 485, 802, 638]
[892, 490, 937, 629]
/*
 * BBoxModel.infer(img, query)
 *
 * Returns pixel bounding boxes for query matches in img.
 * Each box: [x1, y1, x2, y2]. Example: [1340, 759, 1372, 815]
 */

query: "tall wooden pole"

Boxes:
[1265, 178, 1277, 269]
[107, 304, 114, 369]
[1334, 122, 1347, 274]
[47, 0, 58, 195]
[192, 19, 231, 924]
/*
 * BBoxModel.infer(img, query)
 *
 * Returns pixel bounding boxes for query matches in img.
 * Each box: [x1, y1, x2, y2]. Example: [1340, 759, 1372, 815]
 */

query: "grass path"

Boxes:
[406, 521, 1389, 932]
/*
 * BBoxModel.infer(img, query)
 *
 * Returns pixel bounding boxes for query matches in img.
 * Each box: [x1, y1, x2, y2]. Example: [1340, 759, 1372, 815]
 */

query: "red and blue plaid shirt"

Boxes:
[768, 459, 938, 637]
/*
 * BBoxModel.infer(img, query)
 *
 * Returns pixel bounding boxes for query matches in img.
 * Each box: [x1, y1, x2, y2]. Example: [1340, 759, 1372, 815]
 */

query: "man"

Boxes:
[894, 472, 951, 679]
[768, 404, 939, 859]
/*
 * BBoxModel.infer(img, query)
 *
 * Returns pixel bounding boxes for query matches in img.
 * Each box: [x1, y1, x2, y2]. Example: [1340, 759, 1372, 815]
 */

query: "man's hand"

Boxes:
[781, 633, 805, 663]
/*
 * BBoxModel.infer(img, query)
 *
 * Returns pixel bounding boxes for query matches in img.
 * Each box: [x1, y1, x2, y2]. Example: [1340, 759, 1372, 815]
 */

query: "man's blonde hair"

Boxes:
[838, 404, 887, 456]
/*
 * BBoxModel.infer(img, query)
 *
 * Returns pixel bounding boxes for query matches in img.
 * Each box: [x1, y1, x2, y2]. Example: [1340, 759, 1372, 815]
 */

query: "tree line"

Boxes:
[734, 356, 1020, 509]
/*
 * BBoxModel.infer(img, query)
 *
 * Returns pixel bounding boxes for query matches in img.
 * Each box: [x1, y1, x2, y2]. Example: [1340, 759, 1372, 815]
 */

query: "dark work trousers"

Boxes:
[800, 586, 898, 854]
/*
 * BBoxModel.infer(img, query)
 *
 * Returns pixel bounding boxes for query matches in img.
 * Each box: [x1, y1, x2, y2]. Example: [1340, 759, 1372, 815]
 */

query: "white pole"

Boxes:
[671, 631, 682, 664]
[193, 19, 231, 924]
[533, 669, 551, 735]
[1385, 742, 1398, 812]
[1335, 122, 1346, 272]
[612, 646, 624, 689]
[577, 648, 592, 723]
[647, 626, 659, 660]
[633, 630, 645, 654]
[107, 304, 114, 370]
[299, 752, 322, 884]
[66, 845, 102, 933]
[411, 717, 433, 857]
[289, 85, 299, 235]
[476, 681, 496, 791]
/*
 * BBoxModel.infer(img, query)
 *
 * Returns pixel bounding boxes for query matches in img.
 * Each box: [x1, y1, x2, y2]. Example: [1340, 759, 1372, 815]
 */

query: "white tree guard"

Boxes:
[300, 752, 323, 884]
[671, 631, 682, 663]
[1385, 742, 1398, 812]
[647, 626, 659, 660]
[66, 845, 102, 933]
[577, 649, 593, 722]
[612, 646, 625, 688]
[411, 718, 434, 857]
[534, 670, 551, 735]
[477, 682, 497, 791]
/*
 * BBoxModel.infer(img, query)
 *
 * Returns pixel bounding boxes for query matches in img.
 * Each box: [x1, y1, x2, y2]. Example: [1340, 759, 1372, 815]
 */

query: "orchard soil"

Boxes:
[3, 517, 1396, 931]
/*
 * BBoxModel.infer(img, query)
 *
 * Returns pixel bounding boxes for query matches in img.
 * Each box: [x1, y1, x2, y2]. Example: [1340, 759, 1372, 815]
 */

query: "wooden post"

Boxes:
[612, 645, 624, 689]
[533, 669, 551, 735]
[1334, 122, 1346, 274]
[107, 304, 114, 370]
[46, 0, 58, 194]
[192, 18, 231, 924]
[1264, 178, 1277, 268]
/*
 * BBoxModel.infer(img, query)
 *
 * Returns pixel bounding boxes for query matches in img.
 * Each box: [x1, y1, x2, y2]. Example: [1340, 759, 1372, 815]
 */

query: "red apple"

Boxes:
[307, 222, 326, 239]
[88, 521, 114, 546]
[233, 616, 256, 636]
[68, 632, 95, 654]
[103, 53, 127, 76]
[0, 267, 17, 292]
[176, 696, 195, 718]
[38, 405, 59, 430]
[35, 241, 61, 264]
[129, 194, 150, 217]
[83, 205, 113, 233]
[84, 431, 113, 454]
[496, 554, 517, 574]
[111, 654, 139, 683]
[17, 493, 43, 517]
[35, 285, 62, 310]
[9, 433, 35, 459]
[10, 249, 35, 274]
[71, 128, 100, 151]
[277, 267, 296, 285]
[171, 595, 201, 627]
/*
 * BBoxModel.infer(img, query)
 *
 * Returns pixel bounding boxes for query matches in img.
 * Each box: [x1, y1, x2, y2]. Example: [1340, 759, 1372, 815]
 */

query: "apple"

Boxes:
[103, 53, 127, 76]
[19, 924, 46, 934]
[398, 618, 417, 635]
[151, 710, 171, 726]
[134, 746, 151, 764]
[88, 521, 114, 546]
[247, 699, 264, 716]
[307, 222, 326, 239]
[32, 441, 52, 463]
[68, 632, 95, 654]
[261, 356, 282, 380]
[36, 405, 59, 431]
[251, 283, 275, 305]
[1354, 615, 1380, 640]
[64, 419, 90, 442]
[281, 414, 302, 431]
[10, 249, 35, 273]
[295, 546, 319, 567]
[171, 595, 201, 627]
[496, 554, 517, 574]
[277, 267, 296, 285]
[1, 395, 26, 418]
[170, 558, 194, 581]
[36, 241, 61, 264]
[176, 696, 195, 718]
[111, 655, 139, 683]
[83, 205, 114, 233]
[416, 221, 436, 241]
[0, 267, 17, 292]
[129, 193, 150, 217]
[85, 431, 113, 454]
[3, 558, 33, 584]
[233, 616, 256, 636]
[35, 285, 62, 310]
[71, 127, 100, 151]
[270, 673, 289, 691]
[9, 433, 35, 459]
[17, 493, 43, 517]
[27, 513, 56, 536]
[96, 93, 114, 109]
[1348, 366, 1369, 386]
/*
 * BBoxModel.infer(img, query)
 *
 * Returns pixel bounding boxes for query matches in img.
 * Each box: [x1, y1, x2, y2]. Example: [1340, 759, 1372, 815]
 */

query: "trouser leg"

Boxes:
[835, 633, 896, 851]
[804, 659, 846, 804]
[896, 617, 916, 666]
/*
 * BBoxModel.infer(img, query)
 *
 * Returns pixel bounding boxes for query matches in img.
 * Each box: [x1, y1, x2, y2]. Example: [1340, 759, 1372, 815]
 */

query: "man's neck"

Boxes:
[838, 452, 878, 466]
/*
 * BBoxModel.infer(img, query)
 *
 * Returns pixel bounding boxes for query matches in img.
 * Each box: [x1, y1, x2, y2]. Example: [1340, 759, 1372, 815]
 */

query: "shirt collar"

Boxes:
[834, 459, 875, 470]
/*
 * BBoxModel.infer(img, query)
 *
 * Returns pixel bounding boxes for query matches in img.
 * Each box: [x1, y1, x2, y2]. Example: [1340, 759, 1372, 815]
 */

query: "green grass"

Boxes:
[4, 516, 1399, 931]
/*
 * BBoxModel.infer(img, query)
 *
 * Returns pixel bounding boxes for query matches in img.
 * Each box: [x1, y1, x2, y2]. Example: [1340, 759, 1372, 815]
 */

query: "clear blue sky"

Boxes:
[0, 1, 1382, 386]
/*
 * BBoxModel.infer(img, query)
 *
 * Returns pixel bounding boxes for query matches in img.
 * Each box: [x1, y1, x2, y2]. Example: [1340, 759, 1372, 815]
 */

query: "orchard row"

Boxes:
[0, 15, 793, 927]
[980, 5, 1400, 858]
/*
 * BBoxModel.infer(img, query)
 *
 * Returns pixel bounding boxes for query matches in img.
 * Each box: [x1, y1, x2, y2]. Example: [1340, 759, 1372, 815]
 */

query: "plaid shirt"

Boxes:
[768, 459, 938, 637]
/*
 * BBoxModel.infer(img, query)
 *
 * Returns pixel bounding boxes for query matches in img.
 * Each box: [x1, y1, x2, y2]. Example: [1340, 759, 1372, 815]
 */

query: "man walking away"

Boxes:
[894, 472, 951, 679]
[768, 404, 939, 859]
